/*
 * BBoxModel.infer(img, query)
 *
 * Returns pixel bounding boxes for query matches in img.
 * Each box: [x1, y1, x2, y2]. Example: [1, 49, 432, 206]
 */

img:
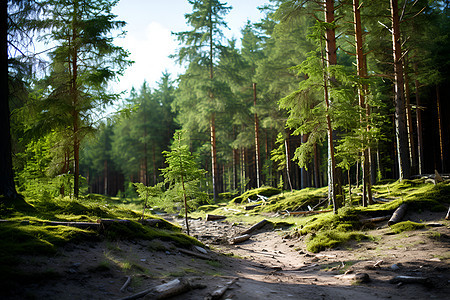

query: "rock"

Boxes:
[391, 264, 400, 271]
[336, 273, 370, 283]
[194, 246, 208, 254]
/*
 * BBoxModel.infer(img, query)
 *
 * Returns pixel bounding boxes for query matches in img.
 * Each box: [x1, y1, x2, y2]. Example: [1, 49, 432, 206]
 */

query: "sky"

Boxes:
[111, 0, 269, 94]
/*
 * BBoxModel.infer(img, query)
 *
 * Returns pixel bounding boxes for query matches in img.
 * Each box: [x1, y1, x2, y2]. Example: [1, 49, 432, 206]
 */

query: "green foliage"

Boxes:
[133, 182, 164, 218]
[158, 131, 210, 225]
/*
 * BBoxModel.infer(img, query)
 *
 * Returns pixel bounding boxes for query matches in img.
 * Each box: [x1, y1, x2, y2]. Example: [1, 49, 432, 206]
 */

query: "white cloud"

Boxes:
[113, 21, 182, 94]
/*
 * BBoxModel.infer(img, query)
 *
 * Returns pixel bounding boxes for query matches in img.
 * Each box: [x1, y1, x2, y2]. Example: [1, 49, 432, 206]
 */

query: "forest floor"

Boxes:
[4, 210, 450, 300]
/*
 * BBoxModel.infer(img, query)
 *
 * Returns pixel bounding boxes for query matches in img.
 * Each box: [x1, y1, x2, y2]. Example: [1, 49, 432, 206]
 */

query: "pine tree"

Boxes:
[173, 0, 231, 202]
[161, 131, 207, 236]
[37, 0, 131, 198]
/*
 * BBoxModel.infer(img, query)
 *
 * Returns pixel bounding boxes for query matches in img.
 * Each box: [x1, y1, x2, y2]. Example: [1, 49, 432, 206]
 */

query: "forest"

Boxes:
[1, 0, 450, 212]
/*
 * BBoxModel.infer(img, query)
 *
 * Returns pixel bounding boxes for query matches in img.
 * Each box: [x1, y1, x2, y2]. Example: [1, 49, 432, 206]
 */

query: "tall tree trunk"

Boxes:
[324, 0, 341, 211]
[390, 0, 411, 180]
[232, 148, 238, 191]
[353, 0, 372, 206]
[208, 8, 219, 201]
[253, 83, 261, 188]
[0, 1, 18, 198]
[71, 3, 80, 199]
[404, 56, 416, 173]
[104, 160, 108, 195]
[314, 142, 320, 188]
[301, 134, 309, 188]
[284, 138, 293, 192]
[240, 147, 245, 193]
[436, 85, 444, 172]
[210, 113, 218, 200]
[414, 62, 424, 174]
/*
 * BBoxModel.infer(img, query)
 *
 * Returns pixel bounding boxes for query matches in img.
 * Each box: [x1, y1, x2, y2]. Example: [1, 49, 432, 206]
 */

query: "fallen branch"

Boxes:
[44, 221, 100, 229]
[244, 203, 262, 210]
[372, 197, 393, 203]
[230, 234, 251, 244]
[97, 219, 132, 226]
[388, 203, 408, 226]
[283, 210, 333, 216]
[446, 206, 450, 220]
[206, 214, 226, 221]
[204, 277, 238, 300]
[360, 216, 390, 224]
[312, 197, 329, 210]
[120, 276, 132, 293]
[241, 219, 270, 235]
[120, 278, 196, 300]
[178, 248, 212, 260]
[389, 275, 430, 285]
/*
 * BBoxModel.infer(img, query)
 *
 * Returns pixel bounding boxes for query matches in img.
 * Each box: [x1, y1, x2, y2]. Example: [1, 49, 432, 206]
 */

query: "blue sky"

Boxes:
[111, 0, 268, 94]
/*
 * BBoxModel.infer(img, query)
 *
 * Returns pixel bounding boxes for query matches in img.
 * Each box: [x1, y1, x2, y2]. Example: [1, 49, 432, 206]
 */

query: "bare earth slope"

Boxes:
[4, 211, 449, 300]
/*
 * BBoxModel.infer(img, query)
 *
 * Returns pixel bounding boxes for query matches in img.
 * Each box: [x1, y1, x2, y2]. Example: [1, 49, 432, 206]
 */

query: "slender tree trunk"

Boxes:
[301, 134, 309, 188]
[354, 0, 372, 206]
[232, 148, 238, 191]
[208, 8, 219, 201]
[0, 1, 18, 198]
[436, 85, 444, 172]
[314, 142, 320, 188]
[241, 147, 245, 193]
[390, 0, 411, 180]
[404, 56, 416, 173]
[210, 113, 218, 200]
[285, 138, 293, 192]
[71, 3, 80, 199]
[153, 147, 157, 185]
[179, 153, 190, 236]
[253, 83, 261, 188]
[104, 160, 108, 195]
[414, 62, 424, 174]
[324, 0, 341, 211]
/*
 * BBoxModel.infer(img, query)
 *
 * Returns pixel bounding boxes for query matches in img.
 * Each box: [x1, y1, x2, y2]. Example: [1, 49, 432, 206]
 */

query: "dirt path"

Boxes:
[170, 215, 450, 299]
[4, 213, 450, 300]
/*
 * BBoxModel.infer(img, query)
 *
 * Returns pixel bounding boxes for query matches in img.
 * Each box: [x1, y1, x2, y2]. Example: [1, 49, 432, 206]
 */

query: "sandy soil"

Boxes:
[4, 211, 450, 300]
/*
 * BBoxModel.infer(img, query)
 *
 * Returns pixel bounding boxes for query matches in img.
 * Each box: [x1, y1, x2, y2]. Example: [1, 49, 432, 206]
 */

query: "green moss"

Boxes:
[197, 204, 220, 212]
[262, 187, 327, 213]
[389, 221, 426, 234]
[306, 230, 368, 253]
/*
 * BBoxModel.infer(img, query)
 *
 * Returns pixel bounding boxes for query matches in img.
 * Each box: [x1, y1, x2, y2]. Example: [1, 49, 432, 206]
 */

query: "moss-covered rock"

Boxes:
[389, 221, 426, 234]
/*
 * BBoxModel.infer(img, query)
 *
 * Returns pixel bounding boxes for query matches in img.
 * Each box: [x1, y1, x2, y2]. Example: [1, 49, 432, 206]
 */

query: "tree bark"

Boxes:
[284, 138, 293, 192]
[323, 0, 341, 211]
[414, 62, 424, 174]
[0, 1, 18, 199]
[391, 0, 411, 180]
[313, 142, 320, 188]
[210, 113, 218, 201]
[404, 56, 417, 173]
[253, 83, 261, 188]
[436, 85, 444, 172]
[71, 1, 80, 199]
[388, 203, 408, 226]
[353, 0, 372, 206]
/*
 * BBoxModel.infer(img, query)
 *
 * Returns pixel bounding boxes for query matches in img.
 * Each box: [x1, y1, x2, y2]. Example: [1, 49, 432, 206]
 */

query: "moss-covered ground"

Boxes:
[193, 180, 450, 252]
